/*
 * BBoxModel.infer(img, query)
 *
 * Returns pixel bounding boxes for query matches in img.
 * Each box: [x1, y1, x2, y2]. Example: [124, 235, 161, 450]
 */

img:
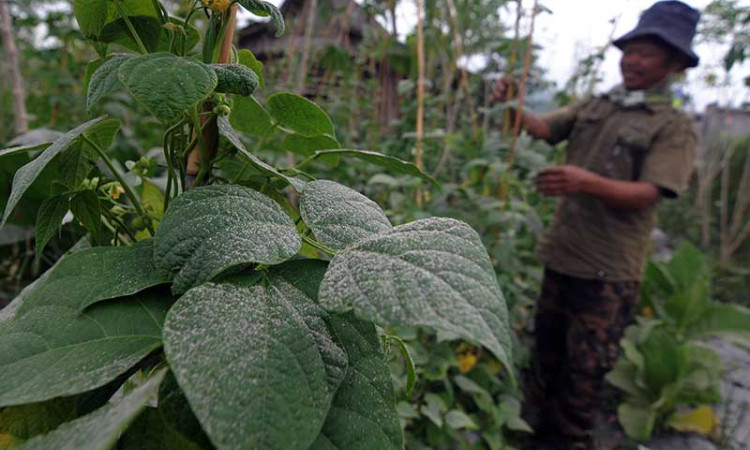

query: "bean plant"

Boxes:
[0, 0, 513, 449]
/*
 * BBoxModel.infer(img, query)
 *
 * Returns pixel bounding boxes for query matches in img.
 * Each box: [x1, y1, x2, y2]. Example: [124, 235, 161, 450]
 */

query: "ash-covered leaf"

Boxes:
[300, 180, 392, 250]
[163, 262, 347, 450]
[319, 217, 513, 378]
[237, 0, 285, 37]
[0, 288, 171, 407]
[87, 54, 133, 112]
[1, 116, 106, 230]
[118, 53, 217, 123]
[212, 63, 259, 96]
[153, 185, 300, 295]
[18, 368, 167, 450]
[310, 313, 403, 450]
[17, 239, 168, 315]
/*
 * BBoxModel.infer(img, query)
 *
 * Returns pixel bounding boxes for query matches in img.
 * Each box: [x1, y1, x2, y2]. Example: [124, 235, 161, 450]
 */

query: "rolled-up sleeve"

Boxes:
[639, 115, 697, 198]
[540, 101, 584, 145]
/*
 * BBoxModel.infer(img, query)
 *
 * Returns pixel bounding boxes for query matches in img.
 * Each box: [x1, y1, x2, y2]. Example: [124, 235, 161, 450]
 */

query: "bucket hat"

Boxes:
[613, 1, 700, 68]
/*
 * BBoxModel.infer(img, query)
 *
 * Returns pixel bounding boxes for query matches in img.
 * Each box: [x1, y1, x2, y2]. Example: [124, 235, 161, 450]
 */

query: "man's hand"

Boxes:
[489, 78, 515, 104]
[535, 165, 661, 210]
[535, 165, 596, 196]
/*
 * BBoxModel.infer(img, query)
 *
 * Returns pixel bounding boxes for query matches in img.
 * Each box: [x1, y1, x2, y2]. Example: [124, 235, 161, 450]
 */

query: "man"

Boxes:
[491, 1, 700, 448]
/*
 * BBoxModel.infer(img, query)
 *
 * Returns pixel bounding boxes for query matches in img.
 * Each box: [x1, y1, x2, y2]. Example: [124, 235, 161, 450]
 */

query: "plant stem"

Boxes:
[188, 108, 212, 186]
[301, 234, 337, 256]
[151, 0, 167, 24]
[82, 134, 154, 235]
[115, 1, 149, 54]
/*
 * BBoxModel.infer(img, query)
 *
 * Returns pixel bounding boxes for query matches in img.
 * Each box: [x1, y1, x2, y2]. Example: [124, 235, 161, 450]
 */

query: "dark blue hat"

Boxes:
[613, 1, 700, 68]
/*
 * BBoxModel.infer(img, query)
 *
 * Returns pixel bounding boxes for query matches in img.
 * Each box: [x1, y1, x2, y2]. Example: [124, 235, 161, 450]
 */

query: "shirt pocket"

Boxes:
[606, 127, 650, 181]
[568, 109, 607, 165]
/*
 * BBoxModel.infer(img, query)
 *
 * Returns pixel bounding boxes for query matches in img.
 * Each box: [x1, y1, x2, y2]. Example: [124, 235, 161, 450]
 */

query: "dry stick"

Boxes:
[728, 146, 750, 239]
[415, 0, 426, 207]
[286, 0, 318, 207]
[720, 149, 731, 267]
[444, 0, 478, 138]
[186, 5, 237, 185]
[502, 1, 523, 138]
[0, 0, 28, 135]
[296, 0, 318, 95]
[499, 0, 538, 202]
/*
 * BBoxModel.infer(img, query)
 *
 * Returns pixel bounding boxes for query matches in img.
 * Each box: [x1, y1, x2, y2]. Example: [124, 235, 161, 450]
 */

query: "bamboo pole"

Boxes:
[296, 0, 318, 94]
[415, 0, 425, 207]
[444, 0, 478, 138]
[0, 1, 29, 135]
[508, 0, 538, 170]
[186, 5, 237, 183]
[502, 1, 522, 138]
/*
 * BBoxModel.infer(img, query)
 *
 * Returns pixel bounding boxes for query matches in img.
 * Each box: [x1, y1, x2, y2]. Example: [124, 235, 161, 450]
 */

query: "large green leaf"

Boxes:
[117, 371, 212, 450]
[73, 0, 109, 38]
[18, 368, 167, 450]
[0, 142, 50, 160]
[0, 397, 78, 443]
[319, 217, 514, 378]
[118, 53, 217, 123]
[0, 238, 91, 327]
[217, 115, 297, 186]
[153, 184, 300, 295]
[87, 54, 134, 112]
[212, 63, 259, 96]
[0, 288, 171, 406]
[71, 190, 103, 244]
[684, 303, 750, 339]
[59, 118, 122, 189]
[163, 264, 347, 450]
[282, 134, 341, 166]
[230, 96, 273, 137]
[303, 149, 439, 187]
[639, 327, 685, 397]
[268, 92, 335, 137]
[237, 49, 264, 89]
[17, 240, 168, 315]
[100, 16, 162, 53]
[618, 402, 657, 441]
[0, 116, 106, 230]
[117, 407, 205, 450]
[156, 18, 200, 53]
[300, 180, 392, 250]
[310, 314, 403, 450]
[34, 195, 71, 262]
[237, 0, 285, 37]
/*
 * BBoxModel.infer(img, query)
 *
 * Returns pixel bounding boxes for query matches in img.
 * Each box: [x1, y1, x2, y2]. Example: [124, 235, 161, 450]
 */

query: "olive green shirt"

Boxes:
[535, 87, 696, 281]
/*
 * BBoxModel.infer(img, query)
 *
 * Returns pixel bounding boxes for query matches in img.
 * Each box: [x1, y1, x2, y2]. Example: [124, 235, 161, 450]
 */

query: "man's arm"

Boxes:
[489, 79, 567, 142]
[515, 113, 552, 141]
[536, 165, 660, 211]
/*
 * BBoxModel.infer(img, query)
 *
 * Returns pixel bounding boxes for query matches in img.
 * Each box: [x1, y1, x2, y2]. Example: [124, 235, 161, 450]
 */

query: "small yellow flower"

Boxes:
[458, 352, 478, 374]
[642, 306, 654, 317]
[201, 0, 231, 13]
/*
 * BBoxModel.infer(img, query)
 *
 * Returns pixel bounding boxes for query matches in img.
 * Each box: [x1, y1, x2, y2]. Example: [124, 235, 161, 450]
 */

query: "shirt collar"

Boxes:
[605, 84, 674, 110]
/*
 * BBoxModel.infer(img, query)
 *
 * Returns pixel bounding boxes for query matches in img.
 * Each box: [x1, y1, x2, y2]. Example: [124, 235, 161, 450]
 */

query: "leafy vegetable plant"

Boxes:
[607, 243, 750, 441]
[0, 1, 513, 449]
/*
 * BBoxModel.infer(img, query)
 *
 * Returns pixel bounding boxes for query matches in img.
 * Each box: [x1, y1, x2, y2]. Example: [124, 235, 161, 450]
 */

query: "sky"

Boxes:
[240, 0, 750, 112]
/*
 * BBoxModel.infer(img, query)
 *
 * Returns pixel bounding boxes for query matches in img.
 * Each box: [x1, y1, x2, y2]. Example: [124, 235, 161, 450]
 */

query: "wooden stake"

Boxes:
[415, 0, 425, 207]
[186, 5, 237, 181]
[0, 1, 28, 135]
[508, 0, 538, 169]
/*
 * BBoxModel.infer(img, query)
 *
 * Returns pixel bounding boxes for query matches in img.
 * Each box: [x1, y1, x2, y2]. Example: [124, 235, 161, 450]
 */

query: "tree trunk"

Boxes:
[0, 1, 28, 135]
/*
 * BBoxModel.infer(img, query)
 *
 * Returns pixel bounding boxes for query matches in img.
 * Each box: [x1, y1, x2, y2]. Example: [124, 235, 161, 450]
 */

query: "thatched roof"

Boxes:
[238, 0, 382, 60]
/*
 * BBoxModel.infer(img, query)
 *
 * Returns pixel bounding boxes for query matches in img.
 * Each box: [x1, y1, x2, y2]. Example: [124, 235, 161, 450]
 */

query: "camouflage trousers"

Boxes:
[526, 268, 639, 444]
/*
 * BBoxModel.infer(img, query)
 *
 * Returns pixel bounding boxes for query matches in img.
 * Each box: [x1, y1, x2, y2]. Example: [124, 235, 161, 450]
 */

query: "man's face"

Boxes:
[620, 38, 679, 90]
